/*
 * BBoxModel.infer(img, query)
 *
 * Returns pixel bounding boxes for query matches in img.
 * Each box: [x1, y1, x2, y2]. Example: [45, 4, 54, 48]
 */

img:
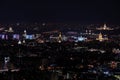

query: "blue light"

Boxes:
[78, 36, 85, 41]
[26, 35, 34, 39]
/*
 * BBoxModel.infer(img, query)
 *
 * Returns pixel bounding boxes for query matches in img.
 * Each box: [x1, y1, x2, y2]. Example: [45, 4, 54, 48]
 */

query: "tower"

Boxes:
[23, 30, 27, 38]
[22, 30, 27, 43]
[58, 32, 62, 43]
[96, 33, 103, 42]
[7, 27, 14, 40]
[8, 27, 14, 32]
[103, 24, 107, 30]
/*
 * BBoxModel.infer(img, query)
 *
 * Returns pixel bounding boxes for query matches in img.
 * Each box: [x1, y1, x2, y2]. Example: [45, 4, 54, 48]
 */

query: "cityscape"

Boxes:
[0, 0, 120, 80]
[0, 23, 120, 80]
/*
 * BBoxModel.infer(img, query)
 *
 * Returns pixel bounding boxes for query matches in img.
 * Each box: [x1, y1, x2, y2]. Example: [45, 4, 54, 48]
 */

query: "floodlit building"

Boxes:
[49, 32, 64, 42]
[96, 24, 113, 30]
[4, 27, 14, 33]
[96, 33, 108, 41]
[8, 27, 14, 32]
[58, 32, 62, 43]
[23, 30, 27, 38]
[75, 36, 87, 42]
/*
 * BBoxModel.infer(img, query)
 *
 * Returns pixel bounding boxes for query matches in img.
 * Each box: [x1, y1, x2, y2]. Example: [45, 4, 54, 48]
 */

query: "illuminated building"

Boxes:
[4, 27, 14, 33]
[8, 27, 14, 32]
[97, 33, 103, 41]
[88, 30, 92, 34]
[49, 32, 63, 42]
[0, 34, 8, 40]
[22, 40, 26, 44]
[112, 48, 120, 54]
[13, 34, 20, 40]
[0, 27, 21, 40]
[23, 30, 27, 38]
[96, 23, 113, 30]
[25, 34, 35, 40]
[78, 36, 87, 41]
[96, 33, 103, 41]
[75, 36, 87, 42]
[58, 32, 62, 43]
[96, 33, 108, 41]
[36, 38, 44, 43]
[4, 27, 14, 40]
[85, 30, 91, 34]
[22, 30, 35, 40]
[0, 34, 20, 40]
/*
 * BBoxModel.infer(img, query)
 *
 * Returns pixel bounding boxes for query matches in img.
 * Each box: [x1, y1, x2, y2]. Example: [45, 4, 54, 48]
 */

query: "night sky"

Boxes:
[0, 0, 120, 24]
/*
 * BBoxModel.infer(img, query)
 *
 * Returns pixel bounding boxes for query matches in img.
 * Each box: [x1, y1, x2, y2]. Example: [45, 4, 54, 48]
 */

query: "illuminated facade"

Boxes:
[96, 33, 108, 41]
[4, 27, 14, 33]
[98, 33, 103, 41]
[49, 32, 63, 42]
[0, 34, 20, 40]
[8, 27, 14, 32]
[96, 24, 113, 30]
[23, 30, 27, 38]
[77, 36, 87, 41]
[58, 32, 62, 43]
[0, 34, 8, 40]
[13, 34, 20, 40]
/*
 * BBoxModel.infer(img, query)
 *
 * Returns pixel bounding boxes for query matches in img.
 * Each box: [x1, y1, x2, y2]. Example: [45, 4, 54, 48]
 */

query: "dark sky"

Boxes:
[0, 0, 120, 24]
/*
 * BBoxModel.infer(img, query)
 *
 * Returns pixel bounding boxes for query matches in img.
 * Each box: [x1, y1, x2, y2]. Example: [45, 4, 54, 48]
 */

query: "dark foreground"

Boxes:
[0, 41, 120, 80]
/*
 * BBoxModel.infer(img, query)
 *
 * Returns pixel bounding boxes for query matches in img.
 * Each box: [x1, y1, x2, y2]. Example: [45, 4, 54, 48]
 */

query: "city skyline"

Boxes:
[0, 1, 120, 79]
